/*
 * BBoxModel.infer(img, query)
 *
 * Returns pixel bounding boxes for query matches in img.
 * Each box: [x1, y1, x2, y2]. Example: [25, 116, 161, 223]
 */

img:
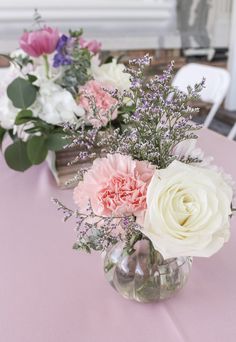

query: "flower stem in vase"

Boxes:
[43, 54, 50, 79]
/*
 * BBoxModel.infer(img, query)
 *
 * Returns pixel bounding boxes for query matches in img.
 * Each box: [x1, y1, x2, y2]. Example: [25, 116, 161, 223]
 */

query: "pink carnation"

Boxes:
[79, 80, 118, 127]
[73, 154, 155, 221]
[79, 37, 101, 54]
[20, 27, 60, 57]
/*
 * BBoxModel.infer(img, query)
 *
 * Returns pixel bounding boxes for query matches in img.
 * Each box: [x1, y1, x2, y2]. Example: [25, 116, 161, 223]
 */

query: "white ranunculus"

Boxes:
[91, 59, 131, 93]
[37, 80, 84, 125]
[142, 160, 233, 259]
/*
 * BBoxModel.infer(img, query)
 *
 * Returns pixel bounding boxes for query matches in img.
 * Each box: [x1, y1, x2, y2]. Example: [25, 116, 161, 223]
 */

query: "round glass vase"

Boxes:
[104, 239, 192, 303]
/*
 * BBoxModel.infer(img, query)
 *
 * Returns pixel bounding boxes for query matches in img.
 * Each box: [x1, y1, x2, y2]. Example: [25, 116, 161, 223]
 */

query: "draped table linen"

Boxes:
[0, 128, 236, 342]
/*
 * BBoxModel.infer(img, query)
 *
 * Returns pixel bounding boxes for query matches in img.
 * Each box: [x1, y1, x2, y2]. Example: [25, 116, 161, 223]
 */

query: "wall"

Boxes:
[0, 0, 232, 52]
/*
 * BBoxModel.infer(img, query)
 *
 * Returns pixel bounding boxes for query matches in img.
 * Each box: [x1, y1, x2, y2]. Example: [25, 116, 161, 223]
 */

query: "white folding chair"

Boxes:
[172, 63, 230, 128]
[228, 122, 236, 140]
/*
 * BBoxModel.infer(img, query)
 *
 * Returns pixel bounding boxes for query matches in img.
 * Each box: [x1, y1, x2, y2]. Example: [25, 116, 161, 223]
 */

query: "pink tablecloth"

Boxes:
[0, 128, 236, 342]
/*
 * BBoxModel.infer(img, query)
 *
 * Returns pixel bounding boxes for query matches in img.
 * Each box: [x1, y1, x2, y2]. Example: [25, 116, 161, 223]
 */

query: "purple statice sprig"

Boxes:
[61, 93, 122, 167]
[53, 34, 73, 68]
[62, 54, 204, 171]
[62, 122, 105, 166]
[100, 55, 205, 168]
[52, 198, 74, 222]
[53, 198, 142, 253]
[82, 90, 121, 128]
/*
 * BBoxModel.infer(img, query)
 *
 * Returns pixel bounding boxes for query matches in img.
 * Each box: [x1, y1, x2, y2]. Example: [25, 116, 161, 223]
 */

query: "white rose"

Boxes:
[37, 80, 84, 125]
[142, 160, 233, 259]
[91, 59, 131, 93]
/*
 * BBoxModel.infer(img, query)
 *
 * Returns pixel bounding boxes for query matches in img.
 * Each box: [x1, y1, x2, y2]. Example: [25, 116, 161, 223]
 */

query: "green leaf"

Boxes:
[24, 126, 43, 134]
[7, 77, 37, 109]
[4, 140, 32, 171]
[24, 119, 54, 135]
[8, 129, 16, 141]
[27, 74, 37, 84]
[46, 133, 71, 151]
[0, 127, 6, 150]
[27, 136, 48, 165]
[104, 56, 114, 64]
[69, 29, 83, 37]
[15, 109, 33, 125]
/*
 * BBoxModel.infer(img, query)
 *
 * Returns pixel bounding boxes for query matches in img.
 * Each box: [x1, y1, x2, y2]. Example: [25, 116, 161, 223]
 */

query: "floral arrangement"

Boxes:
[54, 56, 235, 288]
[54, 54, 235, 263]
[0, 12, 130, 171]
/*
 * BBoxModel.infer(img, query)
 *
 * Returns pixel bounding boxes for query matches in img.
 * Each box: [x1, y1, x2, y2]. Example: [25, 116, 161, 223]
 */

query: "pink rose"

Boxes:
[73, 154, 155, 221]
[79, 80, 118, 127]
[20, 27, 60, 57]
[79, 37, 101, 54]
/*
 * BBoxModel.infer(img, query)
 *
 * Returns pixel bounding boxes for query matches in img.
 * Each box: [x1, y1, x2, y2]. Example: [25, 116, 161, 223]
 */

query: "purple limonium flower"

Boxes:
[53, 34, 73, 67]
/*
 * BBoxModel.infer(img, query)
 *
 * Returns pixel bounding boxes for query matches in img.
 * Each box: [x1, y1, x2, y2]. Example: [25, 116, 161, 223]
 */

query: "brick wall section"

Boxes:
[102, 49, 227, 71]
[1, 48, 227, 70]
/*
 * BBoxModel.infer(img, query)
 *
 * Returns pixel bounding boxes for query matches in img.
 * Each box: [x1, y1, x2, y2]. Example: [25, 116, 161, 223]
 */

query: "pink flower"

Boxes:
[78, 80, 118, 127]
[79, 37, 101, 54]
[73, 154, 155, 221]
[20, 27, 60, 57]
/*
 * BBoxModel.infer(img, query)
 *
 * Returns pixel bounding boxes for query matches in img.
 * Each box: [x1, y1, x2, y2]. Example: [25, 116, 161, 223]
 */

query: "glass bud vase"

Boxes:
[104, 239, 192, 303]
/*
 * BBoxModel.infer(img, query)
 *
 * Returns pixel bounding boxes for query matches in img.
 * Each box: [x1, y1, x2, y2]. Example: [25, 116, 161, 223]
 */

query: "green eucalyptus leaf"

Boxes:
[104, 56, 114, 64]
[27, 74, 37, 84]
[7, 77, 37, 109]
[69, 29, 83, 37]
[27, 136, 48, 165]
[4, 140, 32, 171]
[15, 109, 33, 125]
[46, 133, 71, 151]
[8, 129, 16, 141]
[24, 126, 43, 134]
[24, 119, 54, 135]
[0, 127, 6, 150]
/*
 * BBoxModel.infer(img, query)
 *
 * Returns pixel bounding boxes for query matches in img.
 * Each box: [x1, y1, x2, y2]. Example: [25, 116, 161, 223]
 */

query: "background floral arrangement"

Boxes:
[55, 55, 235, 260]
[0, 12, 131, 171]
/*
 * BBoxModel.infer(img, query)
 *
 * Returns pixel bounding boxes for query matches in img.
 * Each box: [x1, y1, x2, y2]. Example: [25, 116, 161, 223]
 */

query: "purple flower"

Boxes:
[53, 34, 72, 68]
[57, 34, 68, 50]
